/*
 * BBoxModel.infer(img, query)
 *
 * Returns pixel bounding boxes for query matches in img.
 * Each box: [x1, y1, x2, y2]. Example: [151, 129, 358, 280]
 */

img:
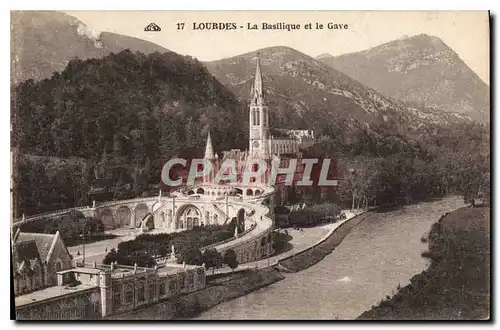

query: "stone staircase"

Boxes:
[212, 203, 230, 224]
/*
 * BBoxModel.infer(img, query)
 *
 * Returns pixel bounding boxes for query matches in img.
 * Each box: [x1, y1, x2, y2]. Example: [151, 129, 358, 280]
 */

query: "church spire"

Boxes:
[251, 53, 264, 106]
[204, 131, 215, 160]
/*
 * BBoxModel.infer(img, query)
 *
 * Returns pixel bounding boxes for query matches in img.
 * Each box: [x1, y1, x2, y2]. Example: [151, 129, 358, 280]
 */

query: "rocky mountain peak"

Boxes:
[318, 34, 489, 122]
[316, 53, 334, 60]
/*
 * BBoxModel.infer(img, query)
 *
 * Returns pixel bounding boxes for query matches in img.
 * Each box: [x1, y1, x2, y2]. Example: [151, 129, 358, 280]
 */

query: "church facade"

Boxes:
[12, 229, 73, 297]
[201, 55, 309, 190]
[197, 54, 338, 206]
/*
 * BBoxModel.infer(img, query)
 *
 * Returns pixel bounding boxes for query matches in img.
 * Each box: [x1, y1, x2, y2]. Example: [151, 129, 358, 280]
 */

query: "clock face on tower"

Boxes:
[253, 141, 260, 148]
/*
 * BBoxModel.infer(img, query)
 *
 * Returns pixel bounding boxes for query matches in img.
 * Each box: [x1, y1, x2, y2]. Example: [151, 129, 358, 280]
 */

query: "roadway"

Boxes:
[209, 209, 361, 275]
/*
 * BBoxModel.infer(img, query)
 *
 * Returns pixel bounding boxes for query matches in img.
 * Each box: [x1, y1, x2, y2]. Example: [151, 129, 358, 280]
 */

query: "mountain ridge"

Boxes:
[317, 34, 489, 122]
[11, 11, 171, 84]
[205, 45, 473, 140]
[11, 12, 479, 139]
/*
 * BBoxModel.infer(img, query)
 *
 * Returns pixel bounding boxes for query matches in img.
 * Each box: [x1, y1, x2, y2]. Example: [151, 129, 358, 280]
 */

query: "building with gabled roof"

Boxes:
[12, 229, 72, 296]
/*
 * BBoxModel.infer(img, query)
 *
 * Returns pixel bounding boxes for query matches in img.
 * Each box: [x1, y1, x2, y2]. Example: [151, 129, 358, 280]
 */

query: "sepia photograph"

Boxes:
[9, 10, 490, 321]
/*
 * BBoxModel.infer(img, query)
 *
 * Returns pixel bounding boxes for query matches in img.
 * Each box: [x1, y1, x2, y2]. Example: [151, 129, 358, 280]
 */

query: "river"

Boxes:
[196, 196, 465, 320]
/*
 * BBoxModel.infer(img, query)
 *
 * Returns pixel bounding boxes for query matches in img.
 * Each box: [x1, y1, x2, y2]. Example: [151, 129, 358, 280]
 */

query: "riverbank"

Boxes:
[196, 196, 466, 320]
[175, 267, 285, 319]
[206, 208, 362, 275]
[107, 210, 367, 320]
[358, 206, 490, 320]
[278, 212, 371, 272]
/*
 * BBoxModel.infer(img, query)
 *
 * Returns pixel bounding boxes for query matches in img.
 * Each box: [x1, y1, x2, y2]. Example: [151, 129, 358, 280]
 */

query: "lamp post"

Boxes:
[225, 194, 229, 223]
[349, 168, 357, 211]
[77, 218, 86, 266]
[83, 228, 85, 265]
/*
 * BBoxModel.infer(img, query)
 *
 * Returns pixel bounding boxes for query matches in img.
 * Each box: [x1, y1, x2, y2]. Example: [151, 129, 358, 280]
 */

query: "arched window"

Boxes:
[137, 282, 145, 303]
[261, 237, 267, 256]
[184, 207, 200, 230]
[125, 284, 134, 303]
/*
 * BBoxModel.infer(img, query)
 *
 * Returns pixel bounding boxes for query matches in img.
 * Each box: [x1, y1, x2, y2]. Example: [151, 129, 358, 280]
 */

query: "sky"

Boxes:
[66, 11, 490, 84]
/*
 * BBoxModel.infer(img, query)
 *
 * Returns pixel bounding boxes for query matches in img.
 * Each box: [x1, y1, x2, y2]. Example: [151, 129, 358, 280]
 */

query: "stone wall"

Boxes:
[107, 266, 205, 317]
[105, 267, 284, 320]
[16, 288, 101, 320]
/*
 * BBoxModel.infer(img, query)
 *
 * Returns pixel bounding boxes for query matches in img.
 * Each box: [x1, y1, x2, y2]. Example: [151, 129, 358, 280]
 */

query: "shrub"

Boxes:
[223, 249, 238, 271]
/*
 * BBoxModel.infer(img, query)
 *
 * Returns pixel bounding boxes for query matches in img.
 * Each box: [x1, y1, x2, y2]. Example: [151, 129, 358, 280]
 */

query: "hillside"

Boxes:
[99, 32, 169, 55]
[12, 49, 247, 160]
[205, 46, 472, 140]
[11, 11, 170, 83]
[11, 50, 248, 214]
[358, 207, 490, 320]
[318, 34, 489, 122]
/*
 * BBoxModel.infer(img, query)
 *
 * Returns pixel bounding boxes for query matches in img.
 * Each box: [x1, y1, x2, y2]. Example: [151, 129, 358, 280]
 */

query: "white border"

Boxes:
[2, 1, 497, 329]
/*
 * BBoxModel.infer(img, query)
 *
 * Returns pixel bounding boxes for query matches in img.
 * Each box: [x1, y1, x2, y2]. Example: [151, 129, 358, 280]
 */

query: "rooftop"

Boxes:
[15, 283, 97, 308]
[156, 265, 193, 276]
[14, 232, 59, 264]
[57, 267, 102, 275]
[72, 262, 199, 279]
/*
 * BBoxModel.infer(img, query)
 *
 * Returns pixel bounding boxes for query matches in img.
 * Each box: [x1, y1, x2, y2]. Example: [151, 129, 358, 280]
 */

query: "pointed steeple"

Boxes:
[251, 52, 264, 106]
[204, 131, 215, 160]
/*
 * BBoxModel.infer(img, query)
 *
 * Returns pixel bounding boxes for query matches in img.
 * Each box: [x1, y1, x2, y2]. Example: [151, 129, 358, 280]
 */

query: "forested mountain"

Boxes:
[318, 34, 489, 122]
[10, 32, 490, 217]
[12, 50, 247, 215]
[206, 46, 473, 142]
[205, 45, 489, 209]
[11, 11, 170, 83]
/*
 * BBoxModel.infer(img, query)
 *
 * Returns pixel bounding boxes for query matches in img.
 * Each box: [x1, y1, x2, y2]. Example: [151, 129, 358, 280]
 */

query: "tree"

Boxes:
[223, 249, 238, 272]
[12, 50, 247, 212]
[102, 248, 119, 264]
[84, 217, 105, 235]
[202, 248, 224, 274]
[177, 246, 203, 265]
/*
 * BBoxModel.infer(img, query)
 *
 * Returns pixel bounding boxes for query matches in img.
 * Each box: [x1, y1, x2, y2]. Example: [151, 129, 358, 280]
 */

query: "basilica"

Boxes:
[199, 54, 313, 201]
[12, 55, 336, 320]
